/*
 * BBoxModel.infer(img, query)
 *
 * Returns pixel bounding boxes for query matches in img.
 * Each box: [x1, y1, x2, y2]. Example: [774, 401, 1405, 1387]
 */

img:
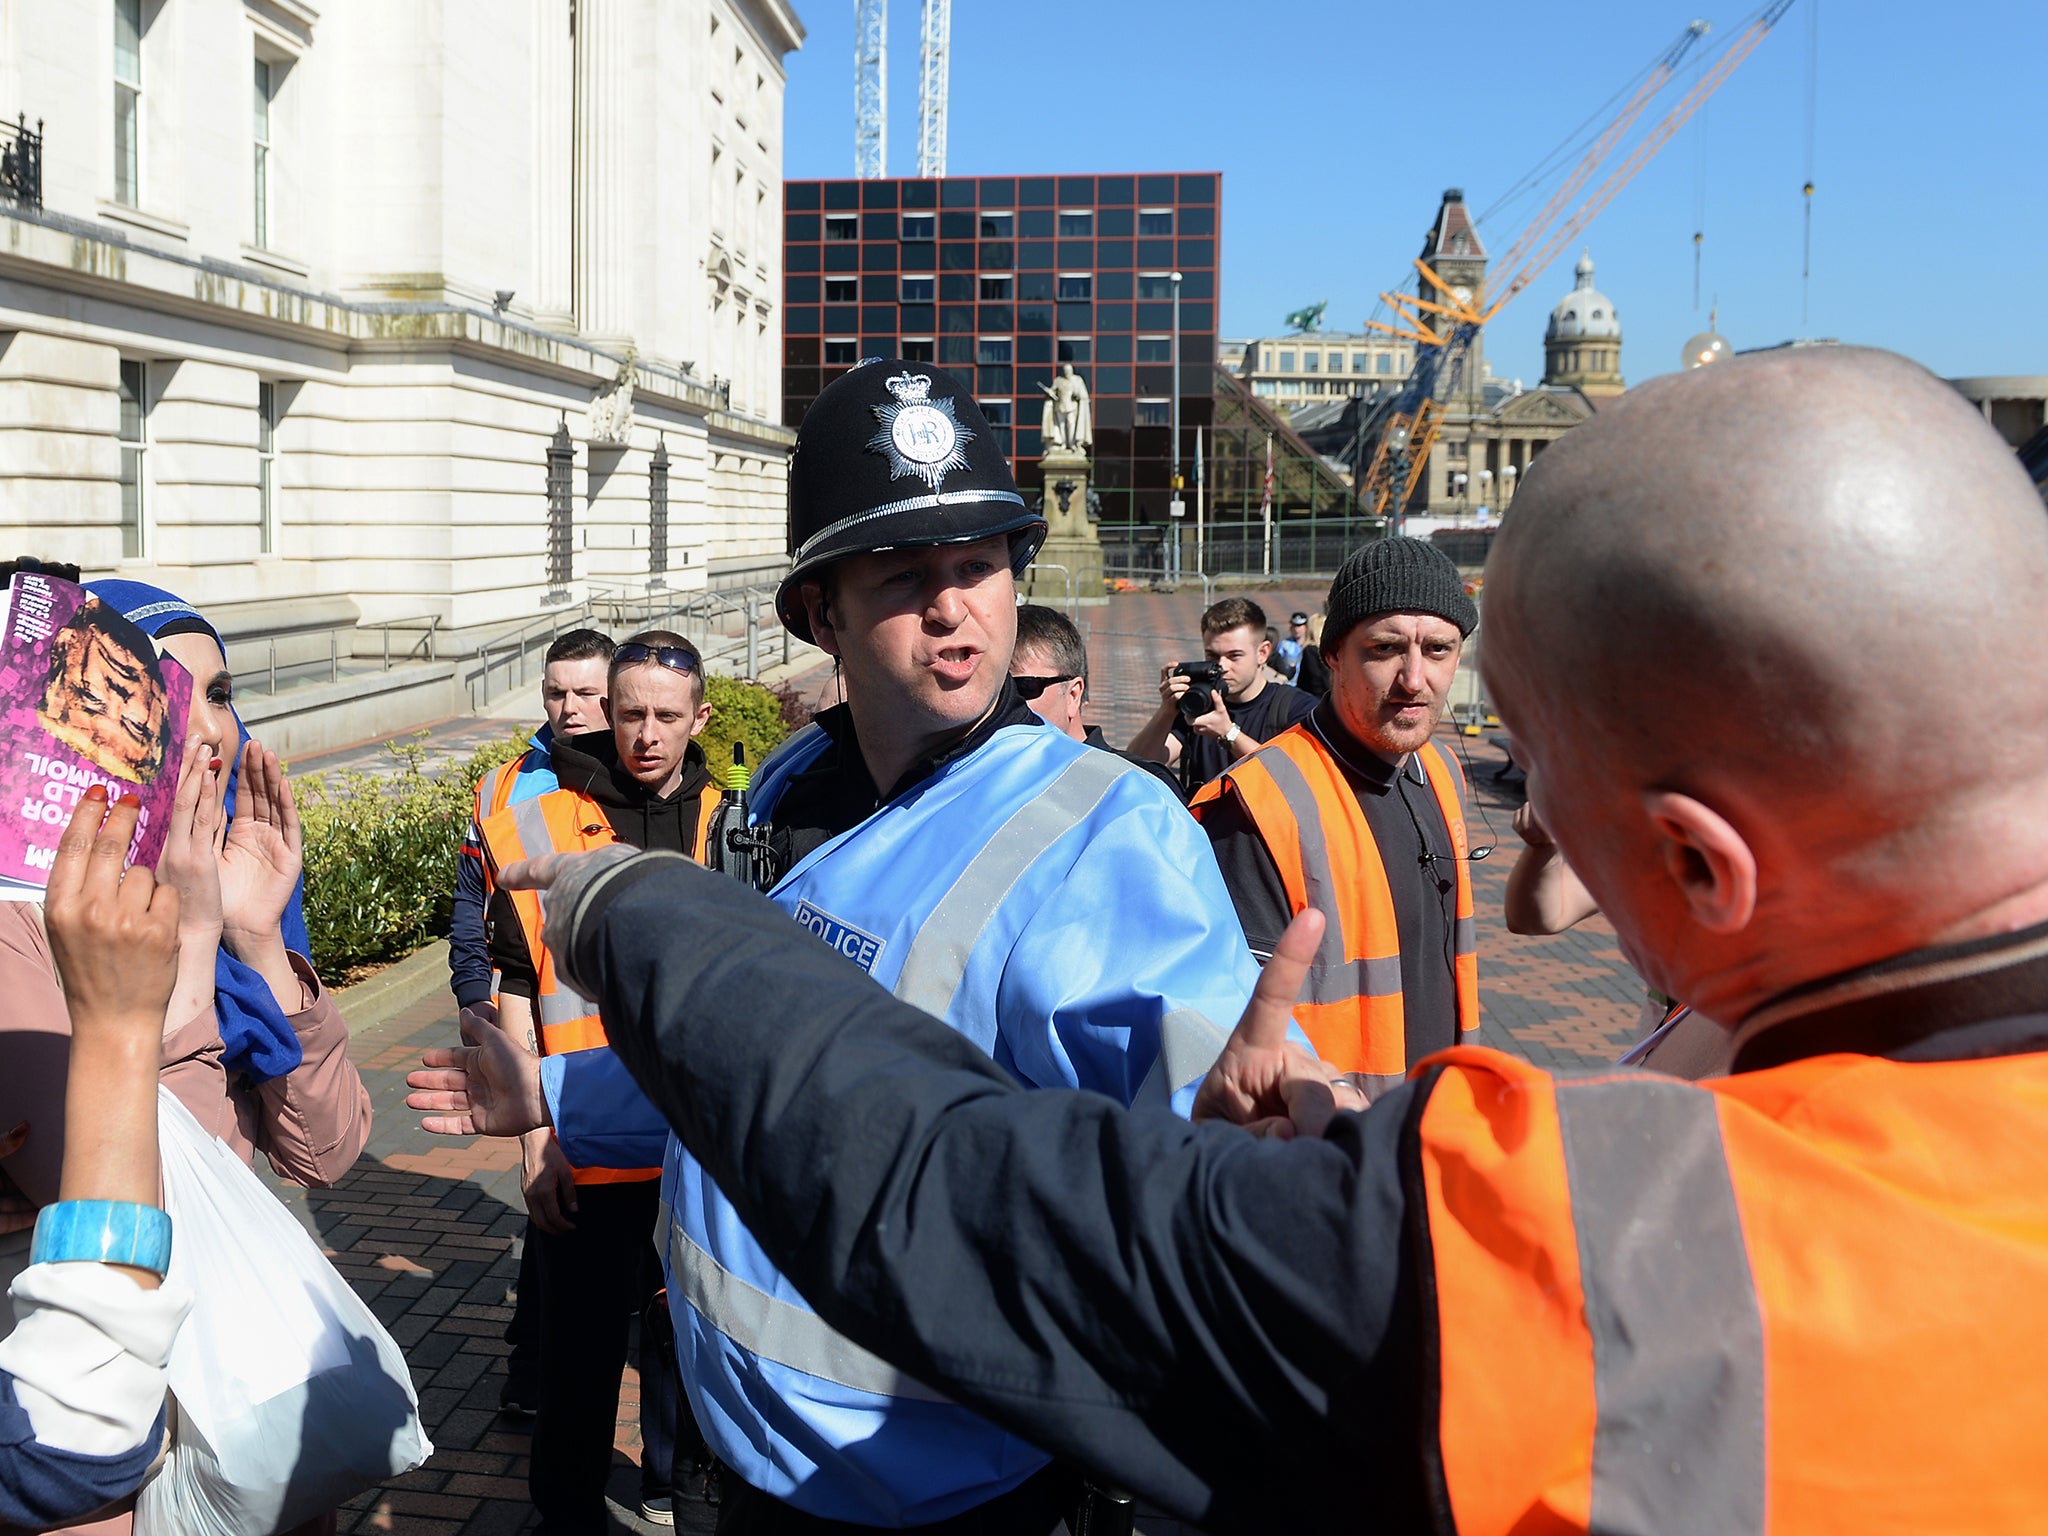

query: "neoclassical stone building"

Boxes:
[0, 0, 803, 746]
[1405, 192, 1620, 519]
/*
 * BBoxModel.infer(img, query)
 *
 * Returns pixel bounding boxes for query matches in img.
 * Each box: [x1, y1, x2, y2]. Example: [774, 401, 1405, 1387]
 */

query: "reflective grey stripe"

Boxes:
[507, 797, 554, 868]
[504, 798, 602, 1026]
[1134, 1006, 1232, 1107]
[792, 489, 1032, 565]
[1555, 1077, 1765, 1536]
[667, 1217, 948, 1402]
[1248, 750, 1402, 1003]
[894, 749, 1131, 1018]
[476, 764, 507, 814]
[537, 984, 597, 1027]
[1454, 915, 1476, 956]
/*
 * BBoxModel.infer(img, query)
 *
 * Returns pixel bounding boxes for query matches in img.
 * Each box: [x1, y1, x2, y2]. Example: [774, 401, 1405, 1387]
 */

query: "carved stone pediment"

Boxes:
[1493, 389, 1591, 426]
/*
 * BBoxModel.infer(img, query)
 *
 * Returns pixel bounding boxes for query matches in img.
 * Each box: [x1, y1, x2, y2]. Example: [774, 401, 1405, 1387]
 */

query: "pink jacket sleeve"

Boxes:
[233, 955, 372, 1189]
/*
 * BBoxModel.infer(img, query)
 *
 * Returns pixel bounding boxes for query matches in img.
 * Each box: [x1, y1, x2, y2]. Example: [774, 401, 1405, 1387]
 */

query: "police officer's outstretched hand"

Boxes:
[408, 1008, 551, 1138]
[1192, 909, 1367, 1139]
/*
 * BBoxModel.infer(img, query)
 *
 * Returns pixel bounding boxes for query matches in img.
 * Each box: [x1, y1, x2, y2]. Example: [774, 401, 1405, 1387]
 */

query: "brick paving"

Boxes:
[289, 587, 1643, 1534]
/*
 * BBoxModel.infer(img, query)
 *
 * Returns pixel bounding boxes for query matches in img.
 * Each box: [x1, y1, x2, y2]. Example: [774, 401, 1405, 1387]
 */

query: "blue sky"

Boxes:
[780, 1, 2048, 387]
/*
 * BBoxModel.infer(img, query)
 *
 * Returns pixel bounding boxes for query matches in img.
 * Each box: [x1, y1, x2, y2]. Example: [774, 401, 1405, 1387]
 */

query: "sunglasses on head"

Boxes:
[614, 642, 702, 676]
[1012, 674, 1077, 700]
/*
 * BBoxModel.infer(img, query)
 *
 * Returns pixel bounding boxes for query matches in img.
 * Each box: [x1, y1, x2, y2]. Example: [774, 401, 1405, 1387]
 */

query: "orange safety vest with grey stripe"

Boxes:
[1191, 725, 1477, 1090]
[477, 785, 719, 1185]
[1413, 1042, 2048, 1532]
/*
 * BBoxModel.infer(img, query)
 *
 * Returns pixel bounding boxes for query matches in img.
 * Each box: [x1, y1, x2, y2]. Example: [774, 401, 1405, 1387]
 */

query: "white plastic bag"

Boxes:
[135, 1088, 432, 1536]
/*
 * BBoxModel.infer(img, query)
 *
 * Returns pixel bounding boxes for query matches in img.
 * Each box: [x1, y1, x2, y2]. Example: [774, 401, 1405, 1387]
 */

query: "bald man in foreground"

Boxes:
[411, 346, 2048, 1534]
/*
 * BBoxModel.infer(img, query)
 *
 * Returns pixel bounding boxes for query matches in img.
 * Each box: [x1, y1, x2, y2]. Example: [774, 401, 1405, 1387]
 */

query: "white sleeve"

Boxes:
[0, 1262, 193, 1455]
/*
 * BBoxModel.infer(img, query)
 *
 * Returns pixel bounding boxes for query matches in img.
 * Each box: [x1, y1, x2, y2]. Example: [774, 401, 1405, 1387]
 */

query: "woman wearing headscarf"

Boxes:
[0, 571, 369, 1533]
[73, 579, 372, 1181]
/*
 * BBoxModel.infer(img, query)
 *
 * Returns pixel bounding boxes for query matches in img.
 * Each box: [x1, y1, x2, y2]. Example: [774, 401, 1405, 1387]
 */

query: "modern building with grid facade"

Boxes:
[782, 172, 1219, 527]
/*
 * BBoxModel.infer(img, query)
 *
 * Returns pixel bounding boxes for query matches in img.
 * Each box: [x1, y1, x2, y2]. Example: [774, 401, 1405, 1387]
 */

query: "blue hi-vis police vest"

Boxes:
[660, 720, 1259, 1526]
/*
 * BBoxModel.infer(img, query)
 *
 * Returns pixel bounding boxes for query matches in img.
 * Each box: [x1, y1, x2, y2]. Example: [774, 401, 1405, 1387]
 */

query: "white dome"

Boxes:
[1546, 251, 1621, 342]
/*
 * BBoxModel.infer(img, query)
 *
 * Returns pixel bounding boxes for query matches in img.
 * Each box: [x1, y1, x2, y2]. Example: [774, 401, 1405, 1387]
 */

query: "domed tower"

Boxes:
[1543, 252, 1625, 398]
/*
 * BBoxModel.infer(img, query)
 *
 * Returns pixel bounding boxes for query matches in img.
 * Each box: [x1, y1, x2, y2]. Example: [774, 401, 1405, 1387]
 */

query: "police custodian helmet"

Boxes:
[775, 359, 1048, 642]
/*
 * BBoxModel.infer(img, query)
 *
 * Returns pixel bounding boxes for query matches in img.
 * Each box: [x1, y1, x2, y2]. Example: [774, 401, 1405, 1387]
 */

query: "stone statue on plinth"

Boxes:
[1038, 363, 1092, 456]
[1024, 365, 1105, 605]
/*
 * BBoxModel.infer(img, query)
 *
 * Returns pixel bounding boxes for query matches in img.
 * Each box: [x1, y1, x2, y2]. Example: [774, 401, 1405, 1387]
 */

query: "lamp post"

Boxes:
[1169, 270, 1183, 583]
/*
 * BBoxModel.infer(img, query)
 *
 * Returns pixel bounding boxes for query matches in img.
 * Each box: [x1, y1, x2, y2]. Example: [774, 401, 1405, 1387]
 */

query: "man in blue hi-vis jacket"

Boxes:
[498, 361, 1270, 1536]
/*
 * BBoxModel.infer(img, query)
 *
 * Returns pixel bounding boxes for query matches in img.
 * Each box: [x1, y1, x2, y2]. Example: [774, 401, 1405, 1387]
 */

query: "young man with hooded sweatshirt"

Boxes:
[479, 629, 716, 1533]
[499, 361, 1272, 1536]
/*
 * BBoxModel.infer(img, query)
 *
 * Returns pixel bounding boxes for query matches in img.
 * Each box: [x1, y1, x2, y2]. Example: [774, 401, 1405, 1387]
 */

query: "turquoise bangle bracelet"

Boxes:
[30, 1200, 173, 1277]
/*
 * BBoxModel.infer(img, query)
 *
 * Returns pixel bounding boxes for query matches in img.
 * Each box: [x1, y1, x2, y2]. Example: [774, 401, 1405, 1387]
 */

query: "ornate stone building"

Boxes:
[1404, 192, 1620, 519]
[1543, 252, 1625, 397]
[0, 0, 803, 747]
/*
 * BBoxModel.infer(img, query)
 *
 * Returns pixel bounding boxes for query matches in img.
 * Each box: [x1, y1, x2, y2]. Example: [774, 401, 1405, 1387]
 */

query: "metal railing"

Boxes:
[246, 613, 442, 696]
[362, 613, 442, 669]
[1101, 517, 1385, 582]
[462, 579, 789, 711]
[1, 114, 42, 212]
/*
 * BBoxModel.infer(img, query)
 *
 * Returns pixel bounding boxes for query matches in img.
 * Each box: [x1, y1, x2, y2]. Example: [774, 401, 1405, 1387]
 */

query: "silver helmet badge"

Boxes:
[866, 371, 973, 492]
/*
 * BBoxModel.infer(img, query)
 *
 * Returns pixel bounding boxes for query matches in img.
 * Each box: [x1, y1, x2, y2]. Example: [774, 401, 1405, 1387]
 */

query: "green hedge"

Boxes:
[295, 676, 801, 980]
[699, 673, 793, 786]
[296, 730, 530, 981]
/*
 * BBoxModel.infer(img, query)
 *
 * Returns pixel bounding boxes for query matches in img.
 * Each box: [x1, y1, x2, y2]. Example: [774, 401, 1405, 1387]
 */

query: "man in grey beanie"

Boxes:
[1189, 537, 1482, 1094]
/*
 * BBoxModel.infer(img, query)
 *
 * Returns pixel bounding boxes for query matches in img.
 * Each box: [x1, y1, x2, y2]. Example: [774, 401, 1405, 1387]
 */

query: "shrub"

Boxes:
[295, 728, 529, 982]
[699, 674, 792, 786]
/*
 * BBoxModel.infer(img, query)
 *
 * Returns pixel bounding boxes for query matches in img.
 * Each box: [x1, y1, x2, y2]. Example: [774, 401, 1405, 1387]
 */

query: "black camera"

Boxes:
[1174, 661, 1225, 722]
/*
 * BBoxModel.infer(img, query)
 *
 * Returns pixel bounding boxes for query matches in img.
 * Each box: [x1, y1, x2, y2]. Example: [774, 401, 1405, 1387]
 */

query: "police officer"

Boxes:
[496, 361, 1264, 1534]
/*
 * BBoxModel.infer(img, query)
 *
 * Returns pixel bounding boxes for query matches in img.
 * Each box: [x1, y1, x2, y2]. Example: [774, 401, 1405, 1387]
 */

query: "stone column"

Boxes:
[530, 0, 574, 323]
[573, 0, 632, 341]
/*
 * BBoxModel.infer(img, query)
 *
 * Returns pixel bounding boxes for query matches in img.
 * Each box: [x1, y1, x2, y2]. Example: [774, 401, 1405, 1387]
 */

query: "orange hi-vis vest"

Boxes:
[472, 758, 527, 824]
[478, 785, 719, 1185]
[1413, 1043, 2048, 1534]
[1191, 725, 1477, 1085]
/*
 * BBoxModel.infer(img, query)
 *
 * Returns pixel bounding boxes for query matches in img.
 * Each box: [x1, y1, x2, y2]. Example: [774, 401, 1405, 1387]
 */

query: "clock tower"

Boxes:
[1419, 188, 1488, 415]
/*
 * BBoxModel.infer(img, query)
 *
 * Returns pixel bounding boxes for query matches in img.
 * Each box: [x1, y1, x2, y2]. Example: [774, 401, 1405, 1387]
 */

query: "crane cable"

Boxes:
[1801, 0, 1819, 329]
[1693, 101, 1710, 311]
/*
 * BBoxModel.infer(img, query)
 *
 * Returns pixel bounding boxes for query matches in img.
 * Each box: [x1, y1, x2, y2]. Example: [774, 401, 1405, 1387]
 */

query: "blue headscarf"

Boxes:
[86, 580, 308, 1082]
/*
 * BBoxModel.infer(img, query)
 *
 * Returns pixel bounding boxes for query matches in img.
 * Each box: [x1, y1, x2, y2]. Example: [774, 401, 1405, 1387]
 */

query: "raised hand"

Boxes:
[1191, 909, 1367, 1139]
[154, 731, 226, 949]
[218, 739, 303, 950]
[44, 787, 183, 1047]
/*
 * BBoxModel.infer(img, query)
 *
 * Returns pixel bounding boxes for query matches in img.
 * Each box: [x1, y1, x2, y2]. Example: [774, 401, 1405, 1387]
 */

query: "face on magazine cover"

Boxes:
[39, 599, 174, 783]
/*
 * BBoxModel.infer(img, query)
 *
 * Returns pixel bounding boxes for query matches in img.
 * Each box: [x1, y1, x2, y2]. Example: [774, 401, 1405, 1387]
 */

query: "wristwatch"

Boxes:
[1223, 724, 1241, 746]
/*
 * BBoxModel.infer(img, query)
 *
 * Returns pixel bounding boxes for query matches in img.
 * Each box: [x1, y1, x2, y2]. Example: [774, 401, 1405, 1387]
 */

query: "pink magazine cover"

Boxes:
[0, 572, 191, 899]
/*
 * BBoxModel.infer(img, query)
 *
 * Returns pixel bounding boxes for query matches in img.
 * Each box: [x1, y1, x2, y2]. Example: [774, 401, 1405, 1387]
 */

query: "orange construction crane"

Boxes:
[1358, 1, 1797, 525]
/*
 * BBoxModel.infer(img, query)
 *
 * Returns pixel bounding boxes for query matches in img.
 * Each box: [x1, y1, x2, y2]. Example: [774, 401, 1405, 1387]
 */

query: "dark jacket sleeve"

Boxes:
[566, 855, 1432, 1533]
[448, 823, 494, 1008]
[488, 887, 538, 1000]
[1195, 787, 1297, 962]
[0, 1378, 165, 1530]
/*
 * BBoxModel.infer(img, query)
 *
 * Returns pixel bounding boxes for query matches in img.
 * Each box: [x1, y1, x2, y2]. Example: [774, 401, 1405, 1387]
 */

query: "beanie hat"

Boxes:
[1322, 537, 1478, 652]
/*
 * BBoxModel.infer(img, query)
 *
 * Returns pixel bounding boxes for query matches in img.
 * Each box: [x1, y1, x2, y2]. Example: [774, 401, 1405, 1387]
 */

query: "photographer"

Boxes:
[1128, 597, 1315, 791]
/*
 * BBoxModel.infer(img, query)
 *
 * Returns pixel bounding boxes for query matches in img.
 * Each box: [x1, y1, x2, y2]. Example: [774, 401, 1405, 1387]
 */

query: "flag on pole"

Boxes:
[1261, 433, 1274, 516]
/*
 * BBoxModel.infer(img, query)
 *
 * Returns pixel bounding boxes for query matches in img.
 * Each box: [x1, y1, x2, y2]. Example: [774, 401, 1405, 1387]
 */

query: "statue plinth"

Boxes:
[1022, 448, 1105, 606]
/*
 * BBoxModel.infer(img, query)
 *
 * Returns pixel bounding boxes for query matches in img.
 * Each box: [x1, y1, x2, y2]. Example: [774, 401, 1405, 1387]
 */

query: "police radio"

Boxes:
[714, 742, 780, 892]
